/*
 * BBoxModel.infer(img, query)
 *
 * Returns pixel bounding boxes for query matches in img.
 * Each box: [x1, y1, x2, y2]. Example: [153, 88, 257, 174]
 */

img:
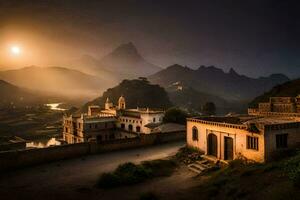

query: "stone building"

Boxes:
[249, 95, 300, 116]
[63, 96, 165, 144]
[187, 116, 300, 162]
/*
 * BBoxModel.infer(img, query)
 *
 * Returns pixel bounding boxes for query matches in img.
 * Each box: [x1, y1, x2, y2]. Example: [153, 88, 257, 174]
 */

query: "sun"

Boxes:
[10, 46, 21, 55]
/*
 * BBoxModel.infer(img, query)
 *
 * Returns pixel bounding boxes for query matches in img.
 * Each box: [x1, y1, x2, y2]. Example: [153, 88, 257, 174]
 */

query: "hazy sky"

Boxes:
[0, 0, 299, 78]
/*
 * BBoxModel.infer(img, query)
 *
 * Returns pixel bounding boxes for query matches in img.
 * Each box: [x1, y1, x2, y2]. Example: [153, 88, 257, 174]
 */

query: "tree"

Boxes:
[202, 102, 216, 116]
[163, 107, 189, 125]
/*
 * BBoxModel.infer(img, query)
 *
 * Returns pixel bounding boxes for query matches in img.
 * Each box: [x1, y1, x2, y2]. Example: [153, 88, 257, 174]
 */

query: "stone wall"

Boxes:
[0, 131, 185, 172]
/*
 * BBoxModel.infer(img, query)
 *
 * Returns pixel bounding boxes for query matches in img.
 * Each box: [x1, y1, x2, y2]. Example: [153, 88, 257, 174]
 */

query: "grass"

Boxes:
[189, 150, 300, 200]
[97, 159, 177, 188]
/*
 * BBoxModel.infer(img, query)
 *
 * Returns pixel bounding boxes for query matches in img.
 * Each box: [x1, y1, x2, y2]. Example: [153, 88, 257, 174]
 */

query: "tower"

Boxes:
[105, 97, 113, 110]
[118, 96, 126, 110]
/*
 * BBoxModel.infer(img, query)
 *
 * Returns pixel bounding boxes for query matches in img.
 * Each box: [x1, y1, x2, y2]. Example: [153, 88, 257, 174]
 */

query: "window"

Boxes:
[247, 136, 259, 150]
[121, 123, 125, 129]
[276, 134, 288, 148]
[136, 126, 141, 132]
[128, 124, 133, 131]
[192, 127, 198, 141]
[153, 118, 156, 122]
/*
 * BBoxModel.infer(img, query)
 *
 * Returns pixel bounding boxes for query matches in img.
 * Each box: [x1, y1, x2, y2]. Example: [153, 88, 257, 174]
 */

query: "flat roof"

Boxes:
[189, 116, 300, 126]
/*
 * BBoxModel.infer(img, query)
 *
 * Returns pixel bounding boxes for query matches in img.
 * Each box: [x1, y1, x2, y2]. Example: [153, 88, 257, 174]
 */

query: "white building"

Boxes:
[63, 96, 165, 144]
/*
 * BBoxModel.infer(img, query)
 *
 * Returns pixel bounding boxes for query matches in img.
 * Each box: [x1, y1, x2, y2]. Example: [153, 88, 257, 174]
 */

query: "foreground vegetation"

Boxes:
[97, 159, 177, 188]
[190, 150, 300, 200]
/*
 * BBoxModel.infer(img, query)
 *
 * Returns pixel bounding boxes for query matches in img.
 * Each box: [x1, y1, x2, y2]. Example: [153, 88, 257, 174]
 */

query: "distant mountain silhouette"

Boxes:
[148, 64, 289, 101]
[100, 42, 161, 76]
[69, 42, 161, 79]
[0, 80, 40, 107]
[249, 78, 300, 108]
[82, 78, 172, 112]
[0, 66, 110, 98]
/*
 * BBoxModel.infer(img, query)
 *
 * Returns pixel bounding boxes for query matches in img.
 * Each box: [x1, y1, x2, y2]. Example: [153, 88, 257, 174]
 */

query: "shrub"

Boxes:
[142, 159, 177, 177]
[97, 160, 177, 188]
[283, 151, 300, 187]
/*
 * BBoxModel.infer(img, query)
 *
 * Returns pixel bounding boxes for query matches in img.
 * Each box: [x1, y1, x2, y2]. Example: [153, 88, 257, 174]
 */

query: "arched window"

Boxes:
[192, 126, 198, 141]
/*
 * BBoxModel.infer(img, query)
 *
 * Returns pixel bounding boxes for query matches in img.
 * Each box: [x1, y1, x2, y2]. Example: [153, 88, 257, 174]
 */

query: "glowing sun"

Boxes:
[10, 46, 21, 55]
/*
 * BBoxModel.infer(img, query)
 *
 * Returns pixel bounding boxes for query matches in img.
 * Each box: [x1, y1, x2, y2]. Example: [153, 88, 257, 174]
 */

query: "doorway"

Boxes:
[224, 137, 233, 160]
[208, 134, 218, 157]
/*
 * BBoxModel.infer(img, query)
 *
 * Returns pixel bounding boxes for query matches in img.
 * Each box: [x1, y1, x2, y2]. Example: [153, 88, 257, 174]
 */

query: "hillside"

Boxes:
[249, 78, 300, 108]
[148, 64, 289, 101]
[185, 152, 300, 200]
[0, 66, 110, 98]
[82, 78, 172, 112]
[0, 80, 40, 107]
[68, 42, 161, 79]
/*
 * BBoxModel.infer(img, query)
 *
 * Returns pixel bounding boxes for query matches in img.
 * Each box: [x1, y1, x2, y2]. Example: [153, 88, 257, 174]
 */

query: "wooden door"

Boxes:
[224, 137, 233, 160]
[208, 134, 218, 157]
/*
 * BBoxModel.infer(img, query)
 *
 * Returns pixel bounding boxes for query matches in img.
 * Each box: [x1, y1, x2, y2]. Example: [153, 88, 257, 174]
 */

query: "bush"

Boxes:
[175, 146, 203, 164]
[163, 107, 189, 124]
[142, 159, 177, 177]
[97, 160, 177, 188]
[283, 151, 300, 187]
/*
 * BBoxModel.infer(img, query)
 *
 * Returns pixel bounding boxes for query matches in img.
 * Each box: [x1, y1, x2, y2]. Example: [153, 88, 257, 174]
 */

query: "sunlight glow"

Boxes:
[10, 46, 21, 55]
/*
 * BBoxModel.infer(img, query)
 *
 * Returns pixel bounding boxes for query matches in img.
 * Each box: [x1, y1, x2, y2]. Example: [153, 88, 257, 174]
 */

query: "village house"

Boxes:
[63, 96, 166, 144]
[187, 116, 300, 163]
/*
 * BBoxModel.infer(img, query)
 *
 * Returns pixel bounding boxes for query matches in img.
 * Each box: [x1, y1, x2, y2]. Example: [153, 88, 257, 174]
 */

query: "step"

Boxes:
[188, 164, 202, 174]
[201, 155, 219, 163]
[188, 163, 209, 174]
[196, 160, 209, 166]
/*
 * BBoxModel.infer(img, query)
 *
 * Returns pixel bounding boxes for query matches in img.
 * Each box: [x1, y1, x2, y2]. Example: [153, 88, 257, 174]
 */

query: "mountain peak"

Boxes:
[110, 42, 141, 60]
[229, 68, 239, 76]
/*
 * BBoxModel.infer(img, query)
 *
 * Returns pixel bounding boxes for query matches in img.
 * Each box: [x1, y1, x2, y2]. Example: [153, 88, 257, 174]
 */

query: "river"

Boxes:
[45, 103, 66, 111]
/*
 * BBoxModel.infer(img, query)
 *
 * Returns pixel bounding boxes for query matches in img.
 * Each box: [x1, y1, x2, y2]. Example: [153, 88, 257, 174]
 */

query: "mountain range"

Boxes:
[0, 42, 292, 113]
[68, 42, 161, 80]
[0, 66, 108, 99]
[0, 80, 40, 107]
[148, 64, 289, 101]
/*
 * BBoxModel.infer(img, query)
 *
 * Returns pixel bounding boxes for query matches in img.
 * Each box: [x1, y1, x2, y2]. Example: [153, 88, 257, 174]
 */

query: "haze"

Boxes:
[0, 0, 299, 78]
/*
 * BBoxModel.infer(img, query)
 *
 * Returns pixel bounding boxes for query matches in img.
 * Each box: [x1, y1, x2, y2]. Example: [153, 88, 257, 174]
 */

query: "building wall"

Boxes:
[140, 113, 164, 133]
[117, 116, 143, 133]
[117, 113, 164, 134]
[264, 126, 300, 161]
[259, 103, 271, 112]
[187, 120, 265, 162]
